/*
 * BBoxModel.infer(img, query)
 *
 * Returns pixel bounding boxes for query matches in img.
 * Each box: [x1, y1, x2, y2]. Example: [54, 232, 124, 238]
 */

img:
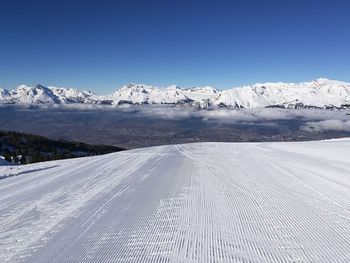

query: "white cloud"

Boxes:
[5, 104, 350, 126]
[137, 106, 350, 125]
[302, 120, 350, 132]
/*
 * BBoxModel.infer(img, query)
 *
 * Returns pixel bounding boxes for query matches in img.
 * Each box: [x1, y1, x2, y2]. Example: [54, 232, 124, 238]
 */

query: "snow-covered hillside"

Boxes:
[0, 84, 95, 104]
[1, 140, 350, 262]
[1, 78, 350, 109]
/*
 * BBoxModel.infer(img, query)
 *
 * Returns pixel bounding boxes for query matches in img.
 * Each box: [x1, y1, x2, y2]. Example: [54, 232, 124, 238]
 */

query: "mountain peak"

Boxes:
[1, 79, 350, 109]
[315, 77, 330, 81]
[35, 84, 47, 89]
[120, 83, 151, 90]
[166, 84, 181, 90]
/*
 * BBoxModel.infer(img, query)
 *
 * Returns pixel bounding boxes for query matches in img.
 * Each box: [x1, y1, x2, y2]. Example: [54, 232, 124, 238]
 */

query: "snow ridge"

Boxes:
[0, 84, 95, 104]
[1, 78, 350, 109]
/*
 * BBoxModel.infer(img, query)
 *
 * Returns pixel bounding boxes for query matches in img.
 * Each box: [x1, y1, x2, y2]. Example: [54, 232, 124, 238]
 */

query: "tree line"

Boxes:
[0, 130, 125, 164]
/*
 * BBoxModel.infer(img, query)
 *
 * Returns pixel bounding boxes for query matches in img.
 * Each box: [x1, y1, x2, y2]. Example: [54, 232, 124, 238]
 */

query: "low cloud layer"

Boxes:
[135, 106, 350, 124]
[302, 120, 350, 132]
[3, 104, 350, 132]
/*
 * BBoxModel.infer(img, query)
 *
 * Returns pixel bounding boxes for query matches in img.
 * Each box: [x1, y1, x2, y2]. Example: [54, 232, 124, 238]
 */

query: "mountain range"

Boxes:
[1, 78, 350, 109]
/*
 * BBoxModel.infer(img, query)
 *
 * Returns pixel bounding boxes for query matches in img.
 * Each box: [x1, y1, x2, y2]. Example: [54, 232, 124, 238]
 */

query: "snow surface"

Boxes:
[1, 140, 350, 262]
[0, 84, 95, 104]
[0, 157, 11, 166]
[1, 78, 350, 109]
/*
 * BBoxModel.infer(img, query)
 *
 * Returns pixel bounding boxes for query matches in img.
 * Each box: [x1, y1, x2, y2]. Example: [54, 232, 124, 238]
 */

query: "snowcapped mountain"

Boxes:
[0, 84, 96, 104]
[218, 78, 350, 109]
[1, 78, 350, 109]
[101, 83, 219, 107]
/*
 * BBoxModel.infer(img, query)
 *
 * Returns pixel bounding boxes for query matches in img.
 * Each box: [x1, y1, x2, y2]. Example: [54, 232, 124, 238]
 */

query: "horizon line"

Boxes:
[1, 77, 347, 95]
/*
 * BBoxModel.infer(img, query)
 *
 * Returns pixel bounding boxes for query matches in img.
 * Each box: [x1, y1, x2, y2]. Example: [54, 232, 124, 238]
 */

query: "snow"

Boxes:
[73, 78, 350, 108]
[1, 139, 350, 262]
[218, 78, 350, 108]
[0, 84, 95, 104]
[0, 157, 11, 166]
[1, 78, 350, 109]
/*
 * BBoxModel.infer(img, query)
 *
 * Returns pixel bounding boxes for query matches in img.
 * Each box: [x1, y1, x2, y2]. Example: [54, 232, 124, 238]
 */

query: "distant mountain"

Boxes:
[1, 78, 350, 109]
[0, 84, 96, 104]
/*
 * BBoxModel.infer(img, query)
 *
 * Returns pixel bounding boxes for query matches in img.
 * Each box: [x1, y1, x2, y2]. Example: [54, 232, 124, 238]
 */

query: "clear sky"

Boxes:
[1, 0, 349, 94]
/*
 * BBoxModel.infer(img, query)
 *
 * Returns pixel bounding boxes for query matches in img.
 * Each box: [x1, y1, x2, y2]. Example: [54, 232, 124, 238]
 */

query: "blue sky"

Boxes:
[1, 0, 349, 94]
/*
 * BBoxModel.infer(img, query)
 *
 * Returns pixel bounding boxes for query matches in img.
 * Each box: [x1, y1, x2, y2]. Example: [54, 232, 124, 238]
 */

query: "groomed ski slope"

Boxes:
[1, 140, 350, 262]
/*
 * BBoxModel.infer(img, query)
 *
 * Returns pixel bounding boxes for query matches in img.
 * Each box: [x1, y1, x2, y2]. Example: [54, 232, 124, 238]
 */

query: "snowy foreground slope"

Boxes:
[1, 140, 350, 262]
